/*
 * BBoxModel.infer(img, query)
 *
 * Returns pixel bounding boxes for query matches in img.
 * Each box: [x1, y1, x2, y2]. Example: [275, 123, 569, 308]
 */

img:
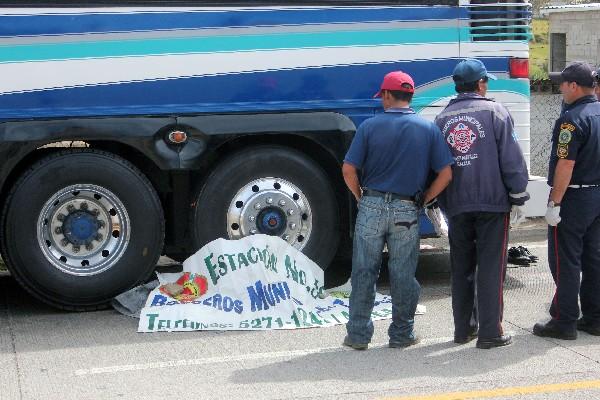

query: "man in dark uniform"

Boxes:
[534, 62, 600, 339]
[434, 59, 530, 349]
[342, 71, 454, 350]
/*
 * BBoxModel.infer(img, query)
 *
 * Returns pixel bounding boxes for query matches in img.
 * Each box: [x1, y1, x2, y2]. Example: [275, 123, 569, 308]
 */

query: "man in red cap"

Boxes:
[341, 71, 453, 350]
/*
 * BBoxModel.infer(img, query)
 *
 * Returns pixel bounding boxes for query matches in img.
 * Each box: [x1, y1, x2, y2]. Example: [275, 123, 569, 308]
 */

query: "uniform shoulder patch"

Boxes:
[557, 143, 569, 159]
[558, 129, 572, 144]
[560, 122, 576, 132]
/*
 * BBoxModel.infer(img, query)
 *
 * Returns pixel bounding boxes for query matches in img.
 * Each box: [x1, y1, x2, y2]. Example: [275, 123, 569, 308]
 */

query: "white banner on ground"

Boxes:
[138, 235, 401, 332]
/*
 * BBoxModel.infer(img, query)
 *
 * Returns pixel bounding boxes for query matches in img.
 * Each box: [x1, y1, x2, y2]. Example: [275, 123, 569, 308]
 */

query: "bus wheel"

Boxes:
[1, 149, 164, 310]
[191, 146, 339, 269]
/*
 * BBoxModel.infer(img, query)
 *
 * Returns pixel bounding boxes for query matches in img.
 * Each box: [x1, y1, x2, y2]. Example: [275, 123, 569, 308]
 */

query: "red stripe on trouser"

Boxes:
[553, 226, 560, 319]
[498, 213, 509, 334]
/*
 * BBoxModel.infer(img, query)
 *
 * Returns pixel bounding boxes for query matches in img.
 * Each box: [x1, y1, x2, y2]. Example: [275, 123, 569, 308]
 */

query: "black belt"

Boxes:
[363, 189, 415, 202]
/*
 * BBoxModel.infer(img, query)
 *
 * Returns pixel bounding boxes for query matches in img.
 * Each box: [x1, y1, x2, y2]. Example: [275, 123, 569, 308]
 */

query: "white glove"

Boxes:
[545, 202, 561, 226]
[425, 200, 448, 236]
[509, 205, 526, 227]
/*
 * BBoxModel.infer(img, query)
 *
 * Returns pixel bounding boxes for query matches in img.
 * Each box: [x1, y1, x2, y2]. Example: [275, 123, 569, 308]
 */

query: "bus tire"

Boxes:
[191, 146, 339, 270]
[1, 149, 164, 310]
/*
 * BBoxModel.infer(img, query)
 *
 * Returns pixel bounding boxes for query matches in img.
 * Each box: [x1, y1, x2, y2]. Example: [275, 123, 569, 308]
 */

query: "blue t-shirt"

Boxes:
[344, 108, 454, 196]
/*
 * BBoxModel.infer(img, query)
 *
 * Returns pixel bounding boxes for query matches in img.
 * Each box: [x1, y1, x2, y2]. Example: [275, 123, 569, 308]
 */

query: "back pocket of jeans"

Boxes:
[355, 205, 381, 237]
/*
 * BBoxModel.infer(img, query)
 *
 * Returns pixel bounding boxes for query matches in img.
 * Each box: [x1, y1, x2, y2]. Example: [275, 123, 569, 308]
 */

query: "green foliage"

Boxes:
[529, 19, 549, 79]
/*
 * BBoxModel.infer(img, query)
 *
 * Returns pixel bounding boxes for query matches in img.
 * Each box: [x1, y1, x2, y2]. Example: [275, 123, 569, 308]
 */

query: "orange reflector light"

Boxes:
[168, 130, 187, 144]
[509, 58, 529, 79]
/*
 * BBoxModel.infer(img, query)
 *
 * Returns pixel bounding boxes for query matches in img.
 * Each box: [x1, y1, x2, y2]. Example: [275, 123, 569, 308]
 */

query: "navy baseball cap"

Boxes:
[452, 59, 497, 85]
[549, 62, 596, 88]
[594, 67, 600, 84]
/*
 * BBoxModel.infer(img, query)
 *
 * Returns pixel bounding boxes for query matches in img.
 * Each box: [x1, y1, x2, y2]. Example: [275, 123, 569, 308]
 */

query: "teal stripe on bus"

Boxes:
[0, 27, 467, 63]
[414, 79, 530, 110]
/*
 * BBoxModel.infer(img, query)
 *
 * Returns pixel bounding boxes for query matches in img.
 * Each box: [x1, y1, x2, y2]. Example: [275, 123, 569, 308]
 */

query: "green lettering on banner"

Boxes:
[146, 313, 159, 330]
[285, 255, 298, 281]
[224, 253, 237, 271]
[237, 252, 250, 268]
[267, 253, 278, 272]
[158, 319, 171, 330]
[204, 253, 220, 285]
[217, 254, 228, 277]
[247, 247, 258, 263]
[341, 310, 350, 319]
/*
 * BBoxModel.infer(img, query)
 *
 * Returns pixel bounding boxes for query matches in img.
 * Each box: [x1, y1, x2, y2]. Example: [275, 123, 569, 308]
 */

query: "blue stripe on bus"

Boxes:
[0, 7, 459, 37]
[0, 57, 523, 121]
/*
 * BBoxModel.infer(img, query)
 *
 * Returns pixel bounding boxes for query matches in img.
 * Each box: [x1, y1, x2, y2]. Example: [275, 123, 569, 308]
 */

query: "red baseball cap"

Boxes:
[373, 71, 415, 98]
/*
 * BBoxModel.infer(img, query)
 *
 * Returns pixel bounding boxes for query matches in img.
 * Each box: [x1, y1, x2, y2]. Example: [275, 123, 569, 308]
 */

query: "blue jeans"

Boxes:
[346, 195, 420, 344]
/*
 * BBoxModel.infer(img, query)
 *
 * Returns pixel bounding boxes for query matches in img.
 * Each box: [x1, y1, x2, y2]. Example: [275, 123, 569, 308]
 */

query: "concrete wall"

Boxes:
[548, 10, 600, 69]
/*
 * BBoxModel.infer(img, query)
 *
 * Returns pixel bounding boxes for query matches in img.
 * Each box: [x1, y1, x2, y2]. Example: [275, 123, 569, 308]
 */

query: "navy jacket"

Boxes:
[548, 95, 600, 185]
[434, 93, 529, 217]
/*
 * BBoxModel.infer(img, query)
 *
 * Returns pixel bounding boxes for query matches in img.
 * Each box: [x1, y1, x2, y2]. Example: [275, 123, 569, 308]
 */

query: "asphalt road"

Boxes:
[2, 219, 600, 400]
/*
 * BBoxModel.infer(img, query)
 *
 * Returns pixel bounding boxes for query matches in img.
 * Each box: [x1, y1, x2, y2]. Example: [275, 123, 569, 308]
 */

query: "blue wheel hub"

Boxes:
[256, 207, 287, 236]
[62, 211, 100, 245]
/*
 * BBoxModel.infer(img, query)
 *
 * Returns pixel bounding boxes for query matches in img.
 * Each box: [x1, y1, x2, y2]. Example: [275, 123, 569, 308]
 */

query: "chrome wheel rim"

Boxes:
[37, 184, 131, 276]
[227, 177, 312, 249]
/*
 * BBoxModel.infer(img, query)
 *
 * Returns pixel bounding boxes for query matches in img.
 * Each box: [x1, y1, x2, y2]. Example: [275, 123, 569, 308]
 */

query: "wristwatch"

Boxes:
[548, 200, 561, 207]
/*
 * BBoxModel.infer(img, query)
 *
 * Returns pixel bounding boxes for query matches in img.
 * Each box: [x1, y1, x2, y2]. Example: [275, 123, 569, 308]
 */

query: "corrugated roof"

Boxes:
[541, 2, 600, 15]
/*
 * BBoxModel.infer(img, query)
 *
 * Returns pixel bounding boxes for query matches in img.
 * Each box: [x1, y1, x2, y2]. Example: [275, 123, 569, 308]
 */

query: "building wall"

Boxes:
[548, 10, 600, 70]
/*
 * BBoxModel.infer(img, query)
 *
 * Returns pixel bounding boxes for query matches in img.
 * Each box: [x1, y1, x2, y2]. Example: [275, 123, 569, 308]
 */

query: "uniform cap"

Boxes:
[373, 71, 415, 97]
[549, 62, 596, 88]
[452, 59, 497, 85]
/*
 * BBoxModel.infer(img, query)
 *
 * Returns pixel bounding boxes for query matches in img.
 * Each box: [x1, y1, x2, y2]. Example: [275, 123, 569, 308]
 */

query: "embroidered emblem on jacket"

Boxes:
[447, 123, 476, 154]
[558, 129, 572, 144]
[557, 143, 569, 158]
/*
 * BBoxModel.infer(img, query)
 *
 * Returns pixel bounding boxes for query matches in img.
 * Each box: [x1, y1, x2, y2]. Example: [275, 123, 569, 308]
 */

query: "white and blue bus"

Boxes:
[0, 0, 531, 309]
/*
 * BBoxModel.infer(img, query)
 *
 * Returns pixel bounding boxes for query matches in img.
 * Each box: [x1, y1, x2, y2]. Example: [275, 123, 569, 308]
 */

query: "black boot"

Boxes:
[533, 320, 577, 340]
[476, 335, 512, 349]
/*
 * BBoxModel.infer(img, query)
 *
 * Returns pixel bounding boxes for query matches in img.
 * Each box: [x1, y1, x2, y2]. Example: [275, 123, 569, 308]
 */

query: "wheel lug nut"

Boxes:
[57, 214, 65, 221]
[85, 243, 94, 251]
[72, 245, 80, 253]
[289, 223, 296, 230]
[266, 198, 273, 204]
[287, 209, 294, 216]
[95, 233, 103, 241]
[67, 205, 75, 212]
[254, 203, 262, 210]
[54, 227, 62, 234]
[250, 229, 257, 234]
[61, 239, 69, 247]
[98, 220, 105, 228]
[248, 216, 255, 222]
[283, 234, 290, 241]
[92, 209, 100, 216]
[278, 200, 286, 206]
[80, 202, 88, 210]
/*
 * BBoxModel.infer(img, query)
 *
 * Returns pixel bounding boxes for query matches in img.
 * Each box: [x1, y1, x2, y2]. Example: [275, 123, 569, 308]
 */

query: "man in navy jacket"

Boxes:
[434, 59, 529, 349]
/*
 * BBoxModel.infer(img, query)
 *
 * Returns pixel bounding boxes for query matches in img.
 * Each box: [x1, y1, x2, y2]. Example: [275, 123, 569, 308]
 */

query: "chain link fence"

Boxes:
[530, 91, 562, 177]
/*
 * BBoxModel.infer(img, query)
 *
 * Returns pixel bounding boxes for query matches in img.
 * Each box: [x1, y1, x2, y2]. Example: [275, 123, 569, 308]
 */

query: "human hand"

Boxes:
[510, 205, 526, 227]
[425, 200, 448, 236]
[545, 202, 561, 226]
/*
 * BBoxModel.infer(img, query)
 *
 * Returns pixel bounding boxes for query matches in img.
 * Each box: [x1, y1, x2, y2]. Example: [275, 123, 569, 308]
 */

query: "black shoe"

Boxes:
[343, 336, 368, 350]
[454, 328, 479, 344]
[476, 335, 513, 349]
[577, 319, 600, 336]
[533, 321, 577, 340]
[389, 336, 420, 348]
[507, 247, 531, 265]
[517, 246, 538, 263]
